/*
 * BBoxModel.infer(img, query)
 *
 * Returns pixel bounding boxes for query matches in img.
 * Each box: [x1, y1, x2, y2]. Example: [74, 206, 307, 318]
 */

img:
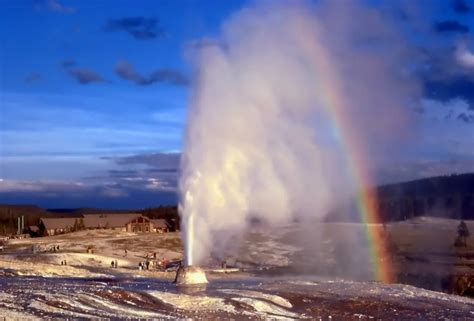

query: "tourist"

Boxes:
[457, 220, 470, 247]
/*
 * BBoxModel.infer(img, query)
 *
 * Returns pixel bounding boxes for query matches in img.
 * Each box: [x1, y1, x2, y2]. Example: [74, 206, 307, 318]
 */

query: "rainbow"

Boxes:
[294, 20, 394, 283]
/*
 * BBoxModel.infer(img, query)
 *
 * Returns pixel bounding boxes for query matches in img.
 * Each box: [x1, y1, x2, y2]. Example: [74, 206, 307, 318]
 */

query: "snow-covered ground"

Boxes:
[0, 275, 472, 319]
[0, 219, 473, 318]
[1, 229, 182, 278]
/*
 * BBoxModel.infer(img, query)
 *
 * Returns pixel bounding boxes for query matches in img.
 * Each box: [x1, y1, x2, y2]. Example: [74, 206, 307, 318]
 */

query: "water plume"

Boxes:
[180, 1, 420, 267]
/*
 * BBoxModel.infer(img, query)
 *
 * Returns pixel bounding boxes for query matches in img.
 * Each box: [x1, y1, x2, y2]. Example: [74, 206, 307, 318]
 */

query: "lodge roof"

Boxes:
[40, 217, 76, 230]
[40, 213, 156, 231]
[150, 219, 168, 229]
[82, 213, 142, 228]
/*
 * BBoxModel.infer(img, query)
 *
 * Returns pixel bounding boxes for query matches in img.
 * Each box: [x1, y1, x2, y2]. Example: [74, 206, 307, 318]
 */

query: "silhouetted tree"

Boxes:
[72, 219, 79, 232]
[78, 218, 85, 230]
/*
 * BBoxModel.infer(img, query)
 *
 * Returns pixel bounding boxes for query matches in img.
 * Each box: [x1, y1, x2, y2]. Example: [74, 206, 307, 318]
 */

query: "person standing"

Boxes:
[457, 220, 470, 247]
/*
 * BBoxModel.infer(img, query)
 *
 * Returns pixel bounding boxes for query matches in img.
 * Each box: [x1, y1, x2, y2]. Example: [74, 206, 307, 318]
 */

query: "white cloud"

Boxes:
[0, 179, 86, 193]
[100, 186, 128, 198]
[420, 97, 471, 121]
[455, 44, 474, 68]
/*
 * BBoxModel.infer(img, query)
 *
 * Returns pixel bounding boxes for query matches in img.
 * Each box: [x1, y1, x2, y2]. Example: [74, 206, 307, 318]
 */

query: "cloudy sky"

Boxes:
[1, 0, 474, 208]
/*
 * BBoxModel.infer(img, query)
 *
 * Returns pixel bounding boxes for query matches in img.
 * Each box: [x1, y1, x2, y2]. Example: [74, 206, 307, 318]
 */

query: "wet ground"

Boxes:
[1, 274, 473, 319]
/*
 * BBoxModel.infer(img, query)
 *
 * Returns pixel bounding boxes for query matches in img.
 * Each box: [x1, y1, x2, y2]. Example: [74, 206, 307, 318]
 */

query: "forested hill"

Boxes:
[0, 204, 179, 235]
[0, 204, 55, 234]
[378, 173, 474, 197]
[376, 173, 474, 221]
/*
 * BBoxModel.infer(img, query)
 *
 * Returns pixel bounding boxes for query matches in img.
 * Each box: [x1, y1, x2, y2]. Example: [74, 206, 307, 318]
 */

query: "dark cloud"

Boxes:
[104, 17, 164, 40]
[424, 76, 474, 106]
[97, 152, 180, 191]
[452, 0, 471, 14]
[115, 60, 188, 86]
[67, 68, 104, 84]
[106, 152, 180, 169]
[107, 169, 139, 178]
[115, 60, 141, 83]
[146, 168, 179, 174]
[0, 183, 177, 209]
[24, 73, 41, 83]
[458, 113, 474, 123]
[83, 152, 181, 199]
[433, 20, 469, 33]
[16, 153, 183, 208]
[60, 59, 76, 68]
[419, 45, 474, 108]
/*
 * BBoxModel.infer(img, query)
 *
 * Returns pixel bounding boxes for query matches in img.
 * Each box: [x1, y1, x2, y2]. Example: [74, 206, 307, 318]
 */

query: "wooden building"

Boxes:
[39, 218, 77, 236]
[127, 216, 153, 233]
[39, 214, 170, 236]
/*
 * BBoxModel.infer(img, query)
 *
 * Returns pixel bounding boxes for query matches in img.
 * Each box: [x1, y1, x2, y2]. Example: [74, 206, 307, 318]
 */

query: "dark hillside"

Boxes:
[377, 173, 474, 221]
[0, 204, 55, 234]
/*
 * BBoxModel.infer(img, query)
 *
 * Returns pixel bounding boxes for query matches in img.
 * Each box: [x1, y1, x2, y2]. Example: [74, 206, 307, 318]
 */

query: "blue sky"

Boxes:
[1, 0, 474, 208]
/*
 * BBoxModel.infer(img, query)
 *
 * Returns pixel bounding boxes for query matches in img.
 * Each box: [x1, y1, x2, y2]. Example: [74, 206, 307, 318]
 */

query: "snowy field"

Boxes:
[0, 275, 472, 319]
[0, 218, 473, 318]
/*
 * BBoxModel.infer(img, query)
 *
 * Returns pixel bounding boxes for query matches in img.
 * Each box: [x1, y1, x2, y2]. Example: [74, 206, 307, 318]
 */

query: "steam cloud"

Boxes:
[180, 2, 421, 265]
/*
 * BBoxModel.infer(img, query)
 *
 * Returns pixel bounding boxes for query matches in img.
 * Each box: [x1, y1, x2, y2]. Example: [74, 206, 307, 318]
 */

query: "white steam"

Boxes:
[180, 2, 420, 266]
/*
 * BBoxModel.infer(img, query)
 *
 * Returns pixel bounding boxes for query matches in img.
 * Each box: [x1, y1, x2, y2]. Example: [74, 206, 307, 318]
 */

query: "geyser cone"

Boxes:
[174, 266, 208, 286]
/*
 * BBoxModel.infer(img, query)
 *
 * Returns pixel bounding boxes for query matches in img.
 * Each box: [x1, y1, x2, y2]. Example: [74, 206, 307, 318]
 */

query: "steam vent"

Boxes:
[174, 266, 208, 286]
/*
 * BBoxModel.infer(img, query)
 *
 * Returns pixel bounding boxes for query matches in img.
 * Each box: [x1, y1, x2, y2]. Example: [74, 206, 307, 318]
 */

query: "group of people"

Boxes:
[50, 245, 60, 252]
[110, 260, 119, 268]
[137, 257, 168, 271]
[138, 261, 149, 270]
[138, 259, 155, 270]
[60, 259, 67, 265]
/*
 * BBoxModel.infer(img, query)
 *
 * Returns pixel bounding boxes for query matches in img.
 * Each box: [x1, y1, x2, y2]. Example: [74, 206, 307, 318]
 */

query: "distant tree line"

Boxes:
[377, 173, 474, 221]
[0, 204, 180, 236]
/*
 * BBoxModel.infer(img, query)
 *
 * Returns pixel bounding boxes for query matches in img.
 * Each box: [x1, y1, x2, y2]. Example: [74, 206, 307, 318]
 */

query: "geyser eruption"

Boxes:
[180, 2, 420, 267]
